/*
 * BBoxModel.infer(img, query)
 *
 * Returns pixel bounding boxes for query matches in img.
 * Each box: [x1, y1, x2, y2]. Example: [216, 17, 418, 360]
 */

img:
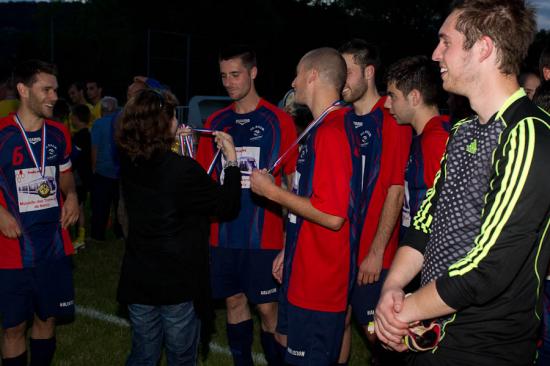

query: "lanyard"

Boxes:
[268, 100, 343, 174]
[14, 114, 47, 178]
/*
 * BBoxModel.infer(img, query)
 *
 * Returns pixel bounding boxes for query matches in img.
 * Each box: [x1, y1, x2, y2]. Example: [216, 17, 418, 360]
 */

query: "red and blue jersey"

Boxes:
[0, 114, 74, 269]
[196, 99, 297, 250]
[401, 115, 449, 239]
[345, 97, 412, 269]
[284, 108, 362, 312]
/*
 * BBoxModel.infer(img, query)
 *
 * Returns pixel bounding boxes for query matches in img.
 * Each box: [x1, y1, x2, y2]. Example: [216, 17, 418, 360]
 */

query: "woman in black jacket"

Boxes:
[115, 89, 241, 366]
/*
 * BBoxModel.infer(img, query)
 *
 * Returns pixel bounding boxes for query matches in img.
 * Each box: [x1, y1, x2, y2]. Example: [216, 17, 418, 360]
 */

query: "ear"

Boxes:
[16, 82, 28, 100]
[364, 65, 375, 81]
[307, 68, 318, 84]
[408, 89, 421, 106]
[250, 66, 258, 80]
[478, 35, 494, 63]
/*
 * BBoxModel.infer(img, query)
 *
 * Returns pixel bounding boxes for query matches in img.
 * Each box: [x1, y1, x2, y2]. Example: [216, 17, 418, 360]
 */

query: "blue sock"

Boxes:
[2, 351, 27, 366]
[227, 320, 254, 366]
[260, 330, 285, 366]
[29, 337, 56, 366]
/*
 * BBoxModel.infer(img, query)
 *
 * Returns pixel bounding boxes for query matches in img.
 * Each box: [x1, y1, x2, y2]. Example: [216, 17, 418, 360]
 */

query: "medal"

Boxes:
[14, 114, 52, 198]
[37, 180, 51, 198]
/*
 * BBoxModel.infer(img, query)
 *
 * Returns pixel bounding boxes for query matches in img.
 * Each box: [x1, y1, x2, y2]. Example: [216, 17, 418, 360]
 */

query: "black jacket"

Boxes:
[117, 150, 240, 317]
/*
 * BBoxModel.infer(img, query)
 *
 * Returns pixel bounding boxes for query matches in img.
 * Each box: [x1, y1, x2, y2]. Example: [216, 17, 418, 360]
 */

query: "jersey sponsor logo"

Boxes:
[287, 347, 305, 357]
[250, 125, 265, 141]
[297, 145, 308, 165]
[235, 118, 250, 125]
[353, 121, 363, 128]
[28, 136, 41, 145]
[46, 143, 60, 161]
[360, 130, 372, 147]
[466, 139, 477, 154]
[260, 287, 277, 296]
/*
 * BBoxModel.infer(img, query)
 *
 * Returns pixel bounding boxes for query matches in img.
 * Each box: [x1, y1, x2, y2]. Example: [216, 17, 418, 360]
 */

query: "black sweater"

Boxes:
[117, 150, 241, 313]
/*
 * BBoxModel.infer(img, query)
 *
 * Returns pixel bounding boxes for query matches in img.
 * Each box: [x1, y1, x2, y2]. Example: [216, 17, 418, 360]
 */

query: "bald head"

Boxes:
[300, 47, 347, 92]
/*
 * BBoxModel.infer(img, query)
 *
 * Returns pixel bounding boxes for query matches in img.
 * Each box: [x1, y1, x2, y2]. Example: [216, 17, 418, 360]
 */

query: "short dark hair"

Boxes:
[533, 80, 550, 112]
[218, 44, 257, 70]
[116, 89, 178, 161]
[13, 59, 57, 88]
[452, 0, 536, 75]
[338, 38, 381, 71]
[301, 47, 347, 92]
[72, 104, 91, 124]
[386, 55, 441, 106]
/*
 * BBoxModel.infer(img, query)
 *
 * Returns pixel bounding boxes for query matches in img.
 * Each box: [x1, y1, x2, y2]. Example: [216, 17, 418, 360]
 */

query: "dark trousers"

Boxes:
[90, 173, 122, 240]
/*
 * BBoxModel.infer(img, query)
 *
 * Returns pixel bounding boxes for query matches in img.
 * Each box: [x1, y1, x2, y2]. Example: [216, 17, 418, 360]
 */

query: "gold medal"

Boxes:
[37, 180, 51, 198]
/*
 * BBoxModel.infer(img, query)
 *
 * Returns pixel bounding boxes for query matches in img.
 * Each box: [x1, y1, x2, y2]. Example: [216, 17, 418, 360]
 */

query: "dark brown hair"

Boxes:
[452, 0, 536, 75]
[386, 55, 441, 106]
[116, 89, 178, 161]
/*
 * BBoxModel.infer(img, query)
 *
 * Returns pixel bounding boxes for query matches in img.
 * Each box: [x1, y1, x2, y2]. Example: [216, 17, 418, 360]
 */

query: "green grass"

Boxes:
[52, 234, 372, 365]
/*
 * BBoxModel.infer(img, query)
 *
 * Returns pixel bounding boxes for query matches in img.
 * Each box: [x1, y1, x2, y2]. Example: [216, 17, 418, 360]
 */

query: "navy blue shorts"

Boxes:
[0, 256, 75, 329]
[279, 301, 346, 366]
[210, 247, 280, 304]
[350, 269, 388, 329]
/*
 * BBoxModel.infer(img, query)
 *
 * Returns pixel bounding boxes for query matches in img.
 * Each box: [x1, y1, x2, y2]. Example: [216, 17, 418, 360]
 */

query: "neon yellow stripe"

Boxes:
[449, 120, 534, 275]
[413, 168, 441, 233]
[495, 89, 525, 122]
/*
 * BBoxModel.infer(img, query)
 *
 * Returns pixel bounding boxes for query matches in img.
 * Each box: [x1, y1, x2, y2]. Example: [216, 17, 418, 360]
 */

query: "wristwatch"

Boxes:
[223, 160, 238, 169]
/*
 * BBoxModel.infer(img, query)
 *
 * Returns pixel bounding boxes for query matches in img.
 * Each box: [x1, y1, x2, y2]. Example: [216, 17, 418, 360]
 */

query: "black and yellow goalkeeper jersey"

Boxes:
[405, 89, 550, 365]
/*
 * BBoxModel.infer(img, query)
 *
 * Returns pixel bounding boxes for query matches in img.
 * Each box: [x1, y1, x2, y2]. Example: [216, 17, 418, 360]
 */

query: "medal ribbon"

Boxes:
[268, 100, 344, 174]
[14, 114, 47, 178]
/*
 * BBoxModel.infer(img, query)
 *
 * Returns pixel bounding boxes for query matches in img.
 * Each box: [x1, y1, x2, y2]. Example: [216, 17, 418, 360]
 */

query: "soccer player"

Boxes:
[383, 55, 449, 241]
[337, 39, 411, 364]
[196, 45, 297, 366]
[0, 59, 79, 366]
[375, 1, 550, 365]
[250, 47, 361, 366]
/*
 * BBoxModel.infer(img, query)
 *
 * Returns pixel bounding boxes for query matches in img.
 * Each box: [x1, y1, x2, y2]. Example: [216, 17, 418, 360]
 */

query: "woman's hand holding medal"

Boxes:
[213, 131, 237, 162]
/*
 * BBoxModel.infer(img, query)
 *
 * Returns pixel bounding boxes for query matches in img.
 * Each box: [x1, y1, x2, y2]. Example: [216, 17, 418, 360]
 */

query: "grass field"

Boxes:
[51, 233, 372, 365]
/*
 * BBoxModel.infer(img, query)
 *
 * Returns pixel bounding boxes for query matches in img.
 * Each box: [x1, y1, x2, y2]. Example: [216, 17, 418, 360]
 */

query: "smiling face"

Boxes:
[20, 72, 58, 119]
[220, 57, 256, 101]
[341, 53, 368, 103]
[432, 10, 477, 96]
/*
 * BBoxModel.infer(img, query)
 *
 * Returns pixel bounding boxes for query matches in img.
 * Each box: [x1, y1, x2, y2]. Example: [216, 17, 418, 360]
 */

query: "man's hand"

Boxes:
[0, 206, 22, 238]
[60, 193, 79, 228]
[374, 287, 409, 350]
[250, 169, 275, 198]
[357, 250, 384, 285]
[272, 249, 285, 284]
